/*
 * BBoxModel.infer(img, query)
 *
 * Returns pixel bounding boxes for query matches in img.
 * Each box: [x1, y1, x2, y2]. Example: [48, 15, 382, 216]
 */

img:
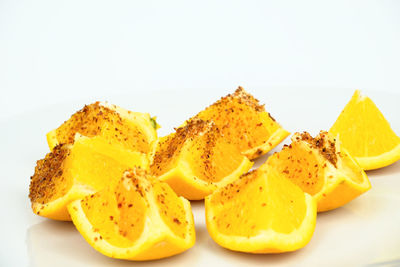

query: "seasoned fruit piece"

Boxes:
[330, 90, 400, 170]
[47, 102, 158, 158]
[29, 135, 148, 221]
[190, 87, 289, 159]
[150, 119, 253, 200]
[263, 131, 371, 212]
[68, 168, 195, 260]
[205, 168, 317, 253]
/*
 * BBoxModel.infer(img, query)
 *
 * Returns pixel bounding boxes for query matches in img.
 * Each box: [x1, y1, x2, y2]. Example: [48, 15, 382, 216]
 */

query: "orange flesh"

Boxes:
[186, 126, 245, 183]
[80, 176, 147, 248]
[267, 131, 366, 197]
[29, 145, 73, 204]
[338, 150, 364, 183]
[150, 123, 192, 177]
[194, 87, 281, 153]
[67, 142, 134, 190]
[210, 169, 306, 236]
[330, 91, 400, 157]
[29, 138, 143, 206]
[55, 102, 151, 153]
[151, 119, 245, 183]
[267, 142, 325, 196]
[114, 175, 148, 243]
[153, 181, 187, 239]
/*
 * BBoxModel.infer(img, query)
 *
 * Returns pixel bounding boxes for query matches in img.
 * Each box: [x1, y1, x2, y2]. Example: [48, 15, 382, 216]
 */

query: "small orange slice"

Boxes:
[47, 102, 158, 158]
[191, 87, 290, 159]
[68, 168, 195, 260]
[150, 119, 253, 200]
[29, 135, 147, 221]
[264, 131, 371, 212]
[330, 90, 400, 170]
[205, 167, 317, 253]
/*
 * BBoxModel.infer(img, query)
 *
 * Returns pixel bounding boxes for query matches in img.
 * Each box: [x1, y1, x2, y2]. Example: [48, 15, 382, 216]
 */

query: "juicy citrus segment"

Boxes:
[67, 168, 195, 261]
[205, 168, 317, 253]
[150, 119, 253, 200]
[190, 87, 290, 159]
[46, 102, 158, 158]
[264, 131, 371, 212]
[330, 90, 400, 170]
[152, 181, 189, 240]
[29, 135, 148, 221]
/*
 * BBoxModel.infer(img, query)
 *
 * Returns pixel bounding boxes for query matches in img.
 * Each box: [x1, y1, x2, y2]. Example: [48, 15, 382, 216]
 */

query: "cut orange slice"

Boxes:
[47, 102, 158, 158]
[29, 135, 148, 221]
[205, 167, 317, 253]
[150, 119, 253, 200]
[191, 87, 290, 159]
[68, 168, 195, 260]
[330, 90, 400, 170]
[264, 131, 371, 212]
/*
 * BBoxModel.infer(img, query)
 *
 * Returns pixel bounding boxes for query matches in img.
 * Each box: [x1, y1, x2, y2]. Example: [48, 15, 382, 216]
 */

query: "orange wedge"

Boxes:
[29, 135, 148, 221]
[68, 168, 195, 260]
[150, 119, 253, 200]
[205, 168, 317, 253]
[47, 102, 158, 158]
[264, 131, 371, 212]
[330, 90, 400, 170]
[191, 87, 289, 159]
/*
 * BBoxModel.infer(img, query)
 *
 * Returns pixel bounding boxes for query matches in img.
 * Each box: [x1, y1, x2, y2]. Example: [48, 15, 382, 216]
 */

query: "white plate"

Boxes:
[1, 88, 400, 267]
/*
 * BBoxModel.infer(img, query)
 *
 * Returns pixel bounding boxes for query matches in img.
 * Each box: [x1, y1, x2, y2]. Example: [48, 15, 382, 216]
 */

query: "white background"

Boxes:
[1, 1, 400, 267]
[1, 0, 400, 121]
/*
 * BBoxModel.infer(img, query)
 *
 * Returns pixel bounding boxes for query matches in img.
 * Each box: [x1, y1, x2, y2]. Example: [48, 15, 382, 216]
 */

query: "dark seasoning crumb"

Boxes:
[193, 86, 279, 152]
[56, 102, 149, 153]
[29, 144, 70, 203]
[151, 118, 217, 181]
[299, 131, 338, 167]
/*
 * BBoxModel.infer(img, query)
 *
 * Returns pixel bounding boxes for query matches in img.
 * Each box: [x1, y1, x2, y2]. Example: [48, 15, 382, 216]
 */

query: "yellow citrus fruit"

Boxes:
[68, 168, 195, 261]
[150, 119, 253, 200]
[47, 102, 158, 158]
[264, 131, 371, 212]
[29, 135, 148, 221]
[190, 87, 290, 159]
[330, 90, 400, 170]
[205, 167, 317, 253]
